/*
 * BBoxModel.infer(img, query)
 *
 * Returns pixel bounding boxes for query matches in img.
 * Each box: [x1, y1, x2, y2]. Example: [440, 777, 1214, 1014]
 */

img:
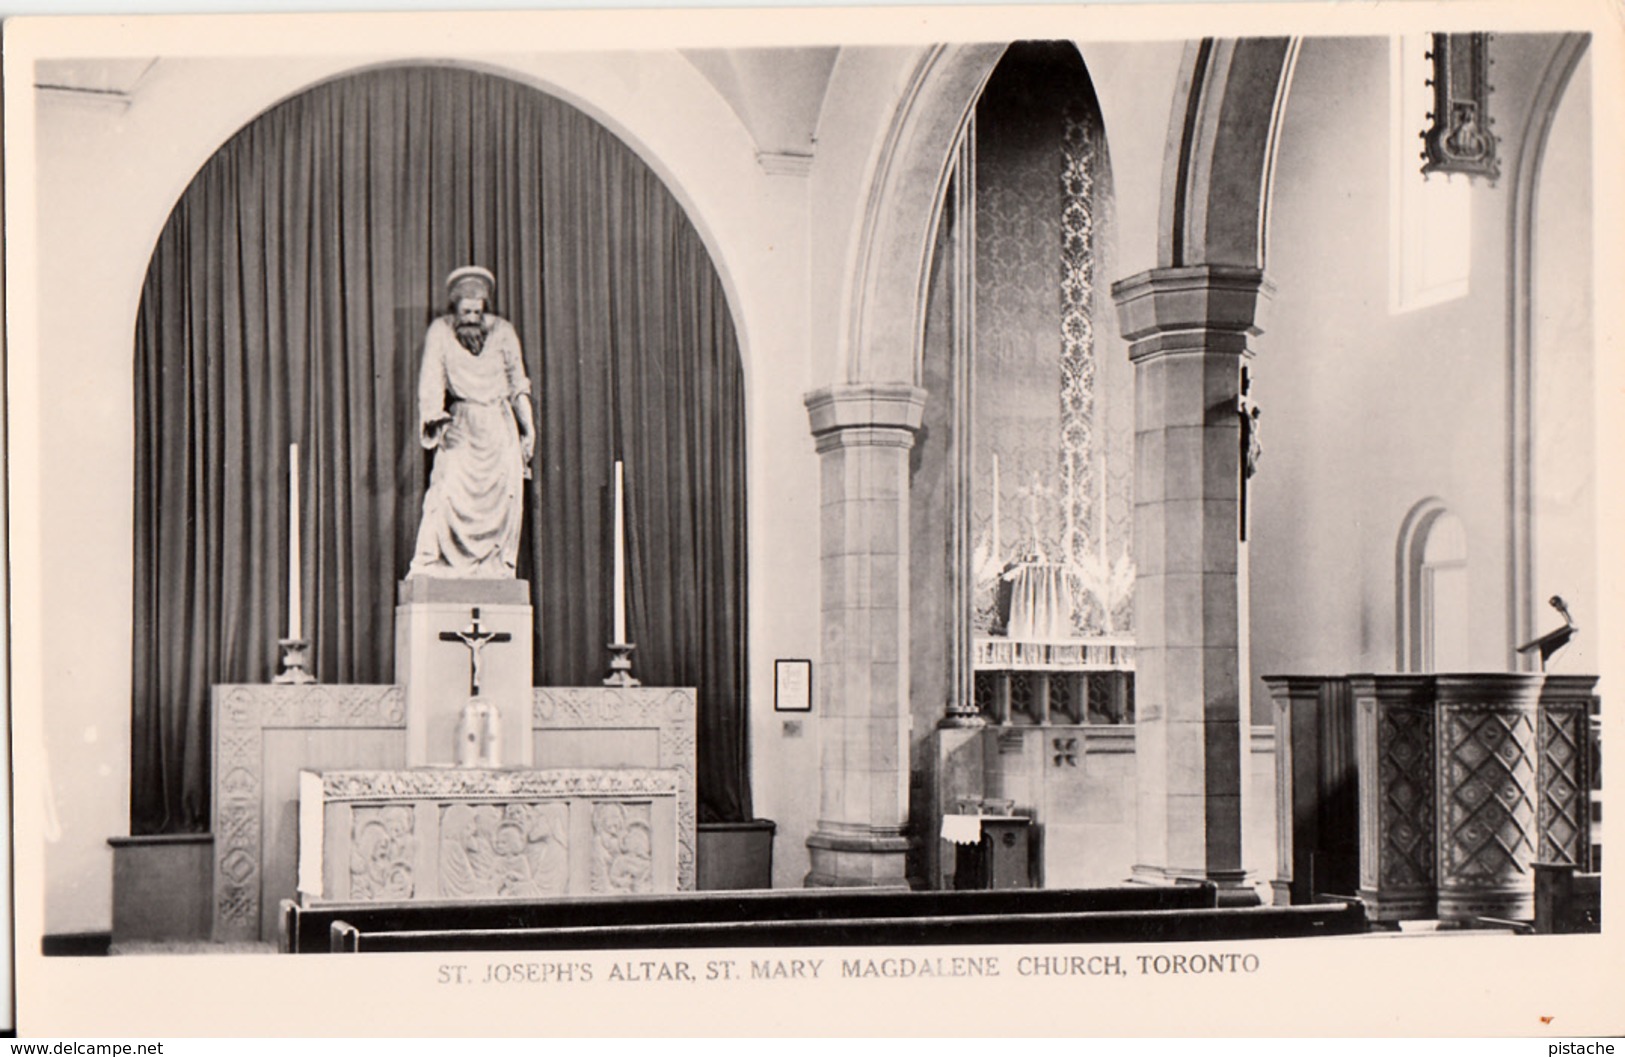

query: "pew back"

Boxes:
[327, 901, 1368, 953]
[281, 884, 1221, 953]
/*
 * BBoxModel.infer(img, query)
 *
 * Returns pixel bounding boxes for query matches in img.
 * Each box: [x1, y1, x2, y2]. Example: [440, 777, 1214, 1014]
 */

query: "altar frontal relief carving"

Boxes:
[350, 806, 417, 900]
[590, 802, 655, 894]
[439, 802, 569, 899]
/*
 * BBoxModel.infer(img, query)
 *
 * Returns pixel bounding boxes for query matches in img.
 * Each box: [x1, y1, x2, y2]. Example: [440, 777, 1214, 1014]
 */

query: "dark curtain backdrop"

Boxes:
[132, 66, 749, 834]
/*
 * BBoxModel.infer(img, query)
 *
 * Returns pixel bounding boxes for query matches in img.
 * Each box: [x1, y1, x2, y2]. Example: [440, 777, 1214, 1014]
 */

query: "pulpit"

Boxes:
[1264, 672, 1598, 925]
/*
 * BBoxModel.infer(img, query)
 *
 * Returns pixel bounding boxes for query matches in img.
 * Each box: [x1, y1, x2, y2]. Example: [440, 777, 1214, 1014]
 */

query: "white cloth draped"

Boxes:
[1004, 562, 1074, 641]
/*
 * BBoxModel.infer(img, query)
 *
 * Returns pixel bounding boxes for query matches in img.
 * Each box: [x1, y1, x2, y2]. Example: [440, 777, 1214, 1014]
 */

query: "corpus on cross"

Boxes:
[440, 607, 512, 696]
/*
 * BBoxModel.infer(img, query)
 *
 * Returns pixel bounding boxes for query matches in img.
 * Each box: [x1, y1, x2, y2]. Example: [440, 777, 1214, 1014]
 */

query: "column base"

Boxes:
[804, 824, 913, 888]
[1131, 864, 1262, 907]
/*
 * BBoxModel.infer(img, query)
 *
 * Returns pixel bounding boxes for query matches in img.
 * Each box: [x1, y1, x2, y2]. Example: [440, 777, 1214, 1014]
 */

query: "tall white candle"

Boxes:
[612, 460, 627, 643]
[288, 442, 302, 641]
[991, 452, 1001, 564]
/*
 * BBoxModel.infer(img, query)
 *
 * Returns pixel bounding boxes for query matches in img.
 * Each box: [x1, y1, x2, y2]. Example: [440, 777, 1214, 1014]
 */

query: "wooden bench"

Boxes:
[326, 901, 1367, 953]
[280, 883, 1220, 953]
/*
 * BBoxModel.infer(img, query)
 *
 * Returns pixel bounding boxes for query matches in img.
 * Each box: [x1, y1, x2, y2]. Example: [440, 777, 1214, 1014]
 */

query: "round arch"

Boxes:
[129, 63, 756, 834]
[1156, 36, 1302, 271]
[839, 42, 1006, 385]
[122, 53, 760, 393]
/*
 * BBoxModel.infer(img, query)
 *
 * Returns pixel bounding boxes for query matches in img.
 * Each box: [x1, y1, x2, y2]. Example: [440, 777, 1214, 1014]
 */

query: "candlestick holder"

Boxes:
[273, 637, 317, 684]
[603, 642, 641, 687]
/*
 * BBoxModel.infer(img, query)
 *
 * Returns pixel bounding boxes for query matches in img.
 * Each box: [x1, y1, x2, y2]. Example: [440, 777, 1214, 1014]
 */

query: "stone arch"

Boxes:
[840, 43, 1006, 385]
[1157, 37, 1302, 270]
[1507, 33, 1590, 666]
[127, 55, 758, 391]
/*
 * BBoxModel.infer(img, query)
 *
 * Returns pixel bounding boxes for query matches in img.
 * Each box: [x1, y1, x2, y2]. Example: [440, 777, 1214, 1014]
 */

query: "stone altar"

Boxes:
[298, 767, 680, 901]
[212, 683, 696, 942]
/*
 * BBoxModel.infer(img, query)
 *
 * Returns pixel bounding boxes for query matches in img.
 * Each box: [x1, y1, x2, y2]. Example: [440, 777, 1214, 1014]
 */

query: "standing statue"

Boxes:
[408, 266, 537, 579]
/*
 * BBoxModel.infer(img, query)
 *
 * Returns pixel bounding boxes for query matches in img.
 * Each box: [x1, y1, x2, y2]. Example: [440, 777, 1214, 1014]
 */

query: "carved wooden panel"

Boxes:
[1262, 676, 1356, 906]
[1537, 705, 1588, 865]
[1352, 676, 1436, 921]
[1376, 703, 1436, 890]
[1537, 677, 1598, 868]
[1435, 675, 1542, 922]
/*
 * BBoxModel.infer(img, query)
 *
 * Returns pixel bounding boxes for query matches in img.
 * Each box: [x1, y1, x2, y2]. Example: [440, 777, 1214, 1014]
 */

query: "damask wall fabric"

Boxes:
[971, 44, 1133, 640]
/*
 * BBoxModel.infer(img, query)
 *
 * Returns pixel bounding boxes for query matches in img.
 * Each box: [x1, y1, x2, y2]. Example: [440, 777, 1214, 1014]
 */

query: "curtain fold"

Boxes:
[132, 66, 749, 834]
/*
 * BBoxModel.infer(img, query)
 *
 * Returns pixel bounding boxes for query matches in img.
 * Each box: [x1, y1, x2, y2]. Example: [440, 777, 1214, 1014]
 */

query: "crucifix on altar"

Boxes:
[440, 607, 515, 767]
[440, 607, 512, 696]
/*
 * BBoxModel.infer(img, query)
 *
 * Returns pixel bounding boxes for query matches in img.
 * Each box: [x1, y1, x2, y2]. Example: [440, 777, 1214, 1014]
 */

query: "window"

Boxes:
[1390, 35, 1472, 313]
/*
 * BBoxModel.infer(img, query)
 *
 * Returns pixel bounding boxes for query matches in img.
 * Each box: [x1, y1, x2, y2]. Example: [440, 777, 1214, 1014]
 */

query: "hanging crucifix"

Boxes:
[1238, 367, 1262, 542]
[440, 607, 512, 696]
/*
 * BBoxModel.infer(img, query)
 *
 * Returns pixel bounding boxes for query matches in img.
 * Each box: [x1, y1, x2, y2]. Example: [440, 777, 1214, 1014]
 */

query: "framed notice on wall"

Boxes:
[774, 659, 812, 712]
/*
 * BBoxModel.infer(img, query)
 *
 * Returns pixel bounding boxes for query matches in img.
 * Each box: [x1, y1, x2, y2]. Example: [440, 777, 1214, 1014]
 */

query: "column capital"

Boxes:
[804, 382, 927, 440]
[1111, 265, 1275, 360]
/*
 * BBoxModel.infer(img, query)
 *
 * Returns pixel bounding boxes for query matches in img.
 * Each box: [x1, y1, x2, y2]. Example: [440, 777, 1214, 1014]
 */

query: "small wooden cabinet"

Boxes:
[952, 816, 1034, 890]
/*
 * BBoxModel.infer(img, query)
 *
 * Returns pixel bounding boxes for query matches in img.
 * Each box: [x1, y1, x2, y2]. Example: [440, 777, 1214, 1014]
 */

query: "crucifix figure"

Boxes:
[1238, 367, 1262, 542]
[439, 606, 512, 696]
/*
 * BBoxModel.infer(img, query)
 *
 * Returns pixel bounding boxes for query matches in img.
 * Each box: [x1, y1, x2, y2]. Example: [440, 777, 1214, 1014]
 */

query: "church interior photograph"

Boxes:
[6, 5, 1614, 1014]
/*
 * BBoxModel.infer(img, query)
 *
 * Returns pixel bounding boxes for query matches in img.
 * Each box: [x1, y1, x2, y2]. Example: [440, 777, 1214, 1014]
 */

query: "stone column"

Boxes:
[1110, 265, 1271, 896]
[803, 383, 927, 887]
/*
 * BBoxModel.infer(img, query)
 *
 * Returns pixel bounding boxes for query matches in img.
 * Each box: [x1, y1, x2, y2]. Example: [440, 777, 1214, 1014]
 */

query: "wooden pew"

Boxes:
[327, 901, 1368, 953]
[281, 883, 1220, 953]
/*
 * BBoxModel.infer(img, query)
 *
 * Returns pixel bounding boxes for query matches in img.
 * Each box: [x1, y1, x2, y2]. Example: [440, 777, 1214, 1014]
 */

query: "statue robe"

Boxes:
[408, 315, 532, 578]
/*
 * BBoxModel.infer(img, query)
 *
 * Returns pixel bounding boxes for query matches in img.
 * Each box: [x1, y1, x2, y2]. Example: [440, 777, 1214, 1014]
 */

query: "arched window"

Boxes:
[1397, 499, 1469, 671]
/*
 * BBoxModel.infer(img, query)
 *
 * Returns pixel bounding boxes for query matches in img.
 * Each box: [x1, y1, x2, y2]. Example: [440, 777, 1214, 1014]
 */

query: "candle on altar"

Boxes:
[612, 459, 627, 643]
[288, 442, 302, 640]
[991, 452, 1001, 564]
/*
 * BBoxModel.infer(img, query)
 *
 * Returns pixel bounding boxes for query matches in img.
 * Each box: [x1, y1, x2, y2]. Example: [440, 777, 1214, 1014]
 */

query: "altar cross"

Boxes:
[440, 607, 512, 696]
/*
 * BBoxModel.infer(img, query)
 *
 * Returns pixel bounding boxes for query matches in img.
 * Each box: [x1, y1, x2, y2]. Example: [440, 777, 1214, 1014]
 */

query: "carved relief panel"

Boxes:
[439, 802, 570, 899]
[350, 805, 417, 900]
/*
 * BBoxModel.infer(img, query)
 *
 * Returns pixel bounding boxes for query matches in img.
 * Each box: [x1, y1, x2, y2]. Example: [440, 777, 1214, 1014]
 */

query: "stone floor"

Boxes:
[111, 940, 275, 955]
